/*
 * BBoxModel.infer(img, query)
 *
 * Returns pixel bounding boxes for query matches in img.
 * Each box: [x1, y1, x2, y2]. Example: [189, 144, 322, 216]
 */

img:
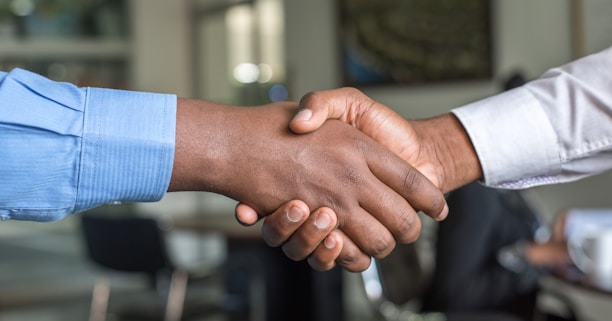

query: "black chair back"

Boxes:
[81, 214, 171, 274]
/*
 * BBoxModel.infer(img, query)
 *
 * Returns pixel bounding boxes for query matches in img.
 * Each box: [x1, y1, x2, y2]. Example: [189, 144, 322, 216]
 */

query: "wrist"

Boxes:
[411, 113, 482, 193]
[169, 98, 236, 193]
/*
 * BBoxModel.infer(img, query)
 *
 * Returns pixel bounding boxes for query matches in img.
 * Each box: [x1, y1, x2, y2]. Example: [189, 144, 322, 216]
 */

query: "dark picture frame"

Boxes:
[338, 0, 493, 87]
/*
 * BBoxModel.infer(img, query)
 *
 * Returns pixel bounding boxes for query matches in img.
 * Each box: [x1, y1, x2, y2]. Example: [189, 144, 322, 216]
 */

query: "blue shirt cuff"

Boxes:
[76, 87, 176, 213]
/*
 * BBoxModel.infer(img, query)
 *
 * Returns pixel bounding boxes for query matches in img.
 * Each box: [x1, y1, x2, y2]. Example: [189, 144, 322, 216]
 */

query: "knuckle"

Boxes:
[397, 228, 419, 244]
[342, 166, 364, 187]
[261, 226, 284, 247]
[402, 169, 421, 193]
[337, 247, 361, 267]
[342, 86, 364, 97]
[370, 234, 395, 259]
[393, 210, 418, 243]
[299, 90, 322, 107]
[340, 256, 371, 273]
[396, 215, 421, 244]
[307, 255, 334, 272]
[262, 235, 283, 248]
[281, 249, 297, 261]
[281, 243, 306, 261]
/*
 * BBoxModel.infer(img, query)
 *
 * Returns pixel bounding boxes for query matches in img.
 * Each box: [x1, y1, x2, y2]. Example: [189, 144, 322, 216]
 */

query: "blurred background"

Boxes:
[1, 0, 612, 320]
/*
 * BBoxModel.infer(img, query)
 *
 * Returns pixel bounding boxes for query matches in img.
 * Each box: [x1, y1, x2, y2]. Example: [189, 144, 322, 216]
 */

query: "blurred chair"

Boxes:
[360, 243, 526, 321]
[80, 213, 222, 321]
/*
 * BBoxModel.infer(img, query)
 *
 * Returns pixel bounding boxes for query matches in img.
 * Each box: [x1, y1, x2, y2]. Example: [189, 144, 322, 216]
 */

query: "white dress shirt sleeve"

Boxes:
[452, 46, 612, 189]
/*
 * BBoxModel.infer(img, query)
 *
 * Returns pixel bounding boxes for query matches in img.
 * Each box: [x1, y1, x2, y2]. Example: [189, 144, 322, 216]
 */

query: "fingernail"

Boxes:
[436, 204, 449, 221]
[294, 109, 312, 122]
[324, 235, 336, 249]
[314, 212, 332, 229]
[287, 206, 303, 223]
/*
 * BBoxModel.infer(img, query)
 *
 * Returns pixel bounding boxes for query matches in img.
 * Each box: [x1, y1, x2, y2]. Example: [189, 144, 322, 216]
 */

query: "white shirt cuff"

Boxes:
[451, 88, 560, 188]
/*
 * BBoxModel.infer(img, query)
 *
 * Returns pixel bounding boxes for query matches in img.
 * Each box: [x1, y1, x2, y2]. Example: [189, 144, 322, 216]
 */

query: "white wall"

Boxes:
[130, 0, 192, 97]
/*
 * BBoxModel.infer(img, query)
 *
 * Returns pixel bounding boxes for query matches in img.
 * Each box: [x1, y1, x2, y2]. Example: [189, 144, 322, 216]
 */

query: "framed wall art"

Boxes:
[338, 0, 493, 87]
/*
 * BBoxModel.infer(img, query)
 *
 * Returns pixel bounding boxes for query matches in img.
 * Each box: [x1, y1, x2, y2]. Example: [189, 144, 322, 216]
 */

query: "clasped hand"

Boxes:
[232, 88, 458, 272]
[170, 97, 448, 272]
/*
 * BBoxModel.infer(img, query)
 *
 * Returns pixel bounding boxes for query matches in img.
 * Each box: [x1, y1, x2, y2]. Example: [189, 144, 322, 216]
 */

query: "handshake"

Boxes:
[3, 48, 606, 273]
[170, 87, 483, 272]
[6, 48, 604, 272]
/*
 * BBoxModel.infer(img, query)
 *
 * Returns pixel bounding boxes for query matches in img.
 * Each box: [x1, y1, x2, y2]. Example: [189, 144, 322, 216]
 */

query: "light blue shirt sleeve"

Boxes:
[0, 68, 176, 222]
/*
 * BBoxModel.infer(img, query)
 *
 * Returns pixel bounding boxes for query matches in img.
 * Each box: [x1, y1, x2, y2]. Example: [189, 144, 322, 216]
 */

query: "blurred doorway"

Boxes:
[190, 0, 288, 105]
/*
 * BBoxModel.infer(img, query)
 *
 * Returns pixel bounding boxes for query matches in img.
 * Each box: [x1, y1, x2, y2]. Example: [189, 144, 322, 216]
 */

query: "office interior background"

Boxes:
[1, 0, 612, 320]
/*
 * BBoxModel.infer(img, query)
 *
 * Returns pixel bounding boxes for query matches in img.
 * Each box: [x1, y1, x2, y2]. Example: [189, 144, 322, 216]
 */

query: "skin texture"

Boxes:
[168, 98, 447, 271]
[235, 87, 483, 271]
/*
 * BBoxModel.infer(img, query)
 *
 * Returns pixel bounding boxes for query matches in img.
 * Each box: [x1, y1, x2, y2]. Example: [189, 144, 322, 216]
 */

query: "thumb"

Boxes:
[290, 89, 351, 134]
[290, 106, 336, 135]
[290, 108, 319, 133]
[235, 202, 262, 226]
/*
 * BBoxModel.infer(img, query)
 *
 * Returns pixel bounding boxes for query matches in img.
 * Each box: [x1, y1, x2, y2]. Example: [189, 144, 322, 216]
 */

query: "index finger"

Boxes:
[356, 130, 448, 242]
